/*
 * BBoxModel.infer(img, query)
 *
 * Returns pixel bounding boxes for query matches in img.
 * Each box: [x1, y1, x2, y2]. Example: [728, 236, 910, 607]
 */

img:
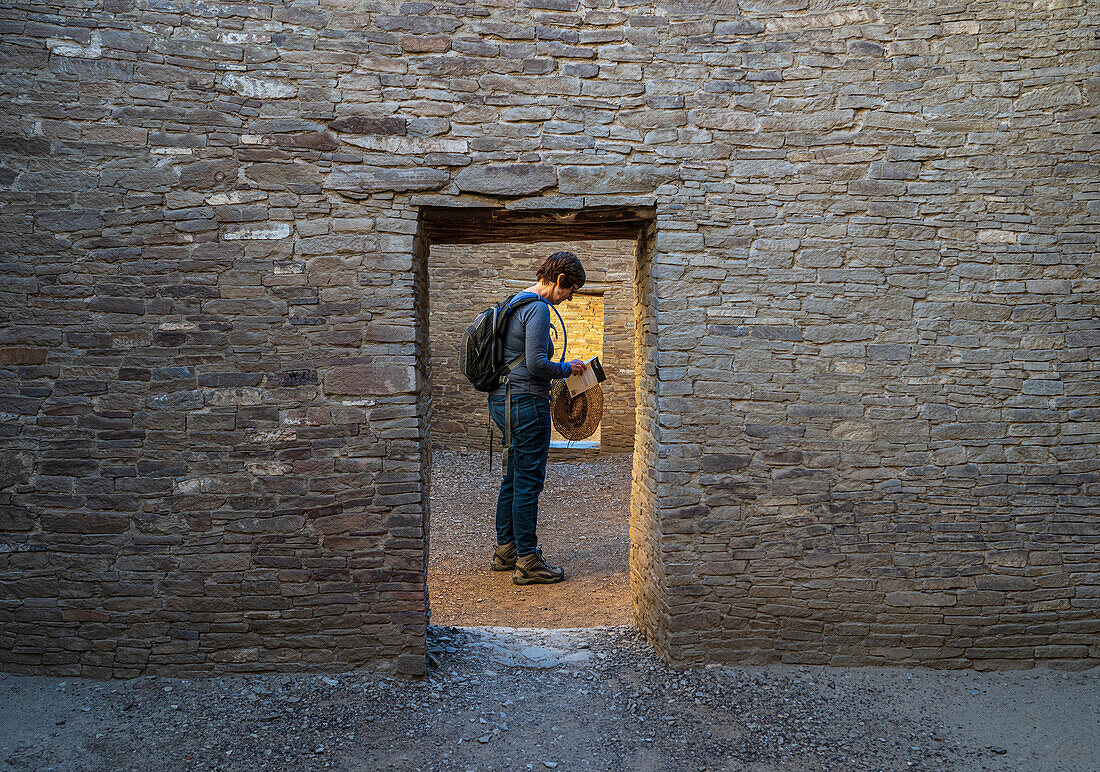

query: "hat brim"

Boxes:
[550, 380, 603, 441]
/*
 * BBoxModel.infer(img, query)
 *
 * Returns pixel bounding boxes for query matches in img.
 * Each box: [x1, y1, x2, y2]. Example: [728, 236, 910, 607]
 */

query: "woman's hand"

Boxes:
[567, 359, 586, 375]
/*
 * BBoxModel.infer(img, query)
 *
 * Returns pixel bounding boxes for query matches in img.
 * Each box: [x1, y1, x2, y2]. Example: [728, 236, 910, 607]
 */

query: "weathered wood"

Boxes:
[420, 206, 655, 244]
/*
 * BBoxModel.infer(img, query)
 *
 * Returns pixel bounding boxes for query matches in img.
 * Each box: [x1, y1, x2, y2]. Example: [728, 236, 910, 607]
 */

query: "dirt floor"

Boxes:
[427, 450, 633, 628]
[2, 626, 1097, 772]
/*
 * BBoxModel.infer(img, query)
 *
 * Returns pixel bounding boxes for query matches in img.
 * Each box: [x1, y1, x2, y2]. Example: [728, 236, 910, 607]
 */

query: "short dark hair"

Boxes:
[536, 250, 586, 289]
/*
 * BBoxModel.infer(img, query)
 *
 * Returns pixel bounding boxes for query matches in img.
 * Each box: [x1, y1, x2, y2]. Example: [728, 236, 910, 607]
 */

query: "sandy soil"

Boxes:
[2, 627, 1096, 772]
[427, 450, 633, 628]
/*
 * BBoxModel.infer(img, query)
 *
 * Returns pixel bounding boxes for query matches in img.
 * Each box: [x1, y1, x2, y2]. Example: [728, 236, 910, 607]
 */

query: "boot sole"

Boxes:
[490, 561, 515, 572]
[512, 572, 565, 585]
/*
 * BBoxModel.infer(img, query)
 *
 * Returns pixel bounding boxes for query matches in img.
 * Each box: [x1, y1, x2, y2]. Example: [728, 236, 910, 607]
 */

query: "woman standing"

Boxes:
[489, 251, 587, 585]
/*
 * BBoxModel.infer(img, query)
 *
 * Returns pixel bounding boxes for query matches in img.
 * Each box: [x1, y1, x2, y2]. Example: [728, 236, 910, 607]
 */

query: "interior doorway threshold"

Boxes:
[549, 440, 600, 450]
[428, 625, 638, 671]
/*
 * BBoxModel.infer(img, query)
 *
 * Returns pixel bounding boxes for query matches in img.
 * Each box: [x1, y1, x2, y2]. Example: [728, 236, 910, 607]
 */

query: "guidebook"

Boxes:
[564, 356, 606, 398]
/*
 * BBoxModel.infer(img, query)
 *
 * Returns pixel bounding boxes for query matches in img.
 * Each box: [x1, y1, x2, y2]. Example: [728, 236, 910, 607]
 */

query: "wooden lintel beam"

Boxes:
[419, 206, 654, 244]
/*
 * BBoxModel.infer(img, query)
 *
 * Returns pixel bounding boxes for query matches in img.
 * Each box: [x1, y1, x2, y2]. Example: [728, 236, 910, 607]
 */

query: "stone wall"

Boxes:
[428, 239, 636, 451]
[1, 0, 1097, 677]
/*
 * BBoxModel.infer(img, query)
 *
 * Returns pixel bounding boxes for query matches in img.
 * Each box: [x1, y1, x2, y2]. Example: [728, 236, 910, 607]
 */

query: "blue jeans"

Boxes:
[488, 392, 551, 557]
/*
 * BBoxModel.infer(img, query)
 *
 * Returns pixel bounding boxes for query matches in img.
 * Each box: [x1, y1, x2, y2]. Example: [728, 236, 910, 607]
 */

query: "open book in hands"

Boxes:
[563, 356, 606, 398]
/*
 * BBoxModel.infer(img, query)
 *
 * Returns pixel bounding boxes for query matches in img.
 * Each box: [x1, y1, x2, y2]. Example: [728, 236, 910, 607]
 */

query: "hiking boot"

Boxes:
[512, 547, 565, 585]
[491, 541, 517, 571]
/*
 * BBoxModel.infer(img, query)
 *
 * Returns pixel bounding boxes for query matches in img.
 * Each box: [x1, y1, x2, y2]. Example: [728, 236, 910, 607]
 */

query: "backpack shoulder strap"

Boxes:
[504, 292, 540, 312]
[503, 352, 524, 374]
[495, 293, 538, 332]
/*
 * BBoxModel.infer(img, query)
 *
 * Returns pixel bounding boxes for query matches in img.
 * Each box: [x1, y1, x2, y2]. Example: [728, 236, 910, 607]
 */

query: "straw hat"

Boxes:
[550, 379, 603, 440]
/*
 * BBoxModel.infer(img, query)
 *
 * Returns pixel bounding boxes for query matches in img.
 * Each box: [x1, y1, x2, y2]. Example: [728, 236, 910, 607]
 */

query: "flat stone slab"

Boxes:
[452, 626, 606, 669]
[454, 164, 557, 196]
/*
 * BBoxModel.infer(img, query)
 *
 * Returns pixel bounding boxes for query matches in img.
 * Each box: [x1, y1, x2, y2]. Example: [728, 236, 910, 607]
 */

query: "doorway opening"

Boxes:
[413, 206, 659, 632]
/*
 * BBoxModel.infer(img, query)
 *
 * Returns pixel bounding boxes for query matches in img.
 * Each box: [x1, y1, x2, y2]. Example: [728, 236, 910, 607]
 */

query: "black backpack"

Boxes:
[460, 293, 542, 392]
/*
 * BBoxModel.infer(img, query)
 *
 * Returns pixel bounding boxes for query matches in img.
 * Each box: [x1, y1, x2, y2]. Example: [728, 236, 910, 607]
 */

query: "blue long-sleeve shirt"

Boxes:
[490, 292, 570, 399]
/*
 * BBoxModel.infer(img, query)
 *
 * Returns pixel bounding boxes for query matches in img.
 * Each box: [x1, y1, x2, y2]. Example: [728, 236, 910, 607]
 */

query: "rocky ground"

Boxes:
[2, 626, 1097, 772]
[427, 450, 633, 628]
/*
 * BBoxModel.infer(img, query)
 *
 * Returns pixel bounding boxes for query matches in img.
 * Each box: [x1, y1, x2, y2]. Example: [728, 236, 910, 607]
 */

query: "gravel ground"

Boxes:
[2, 626, 1096, 772]
[428, 450, 633, 628]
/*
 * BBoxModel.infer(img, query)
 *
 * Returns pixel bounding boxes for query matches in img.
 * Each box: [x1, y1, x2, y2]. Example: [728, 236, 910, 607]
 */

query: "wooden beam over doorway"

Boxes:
[419, 205, 655, 244]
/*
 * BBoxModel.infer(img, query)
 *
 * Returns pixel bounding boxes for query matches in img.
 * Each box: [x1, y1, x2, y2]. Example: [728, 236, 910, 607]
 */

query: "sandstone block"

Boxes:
[323, 365, 416, 396]
[701, 454, 751, 473]
[657, 231, 705, 252]
[0, 348, 47, 365]
[179, 161, 238, 190]
[223, 223, 291, 240]
[454, 164, 557, 196]
[869, 161, 921, 180]
[34, 210, 103, 231]
[557, 165, 674, 194]
[401, 35, 451, 53]
[146, 390, 205, 411]
[222, 73, 297, 99]
[715, 20, 764, 34]
[244, 162, 322, 190]
[329, 117, 407, 135]
[1022, 379, 1063, 396]
[323, 166, 448, 196]
[0, 505, 33, 530]
[1016, 85, 1084, 111]
[867, 344, 911, 361]
[265, 370, 319, 387]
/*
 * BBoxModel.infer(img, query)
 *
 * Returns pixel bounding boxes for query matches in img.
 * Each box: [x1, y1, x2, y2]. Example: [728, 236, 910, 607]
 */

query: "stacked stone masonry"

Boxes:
[428, 239, 636, 452]
[0, 0, 1097, 677]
